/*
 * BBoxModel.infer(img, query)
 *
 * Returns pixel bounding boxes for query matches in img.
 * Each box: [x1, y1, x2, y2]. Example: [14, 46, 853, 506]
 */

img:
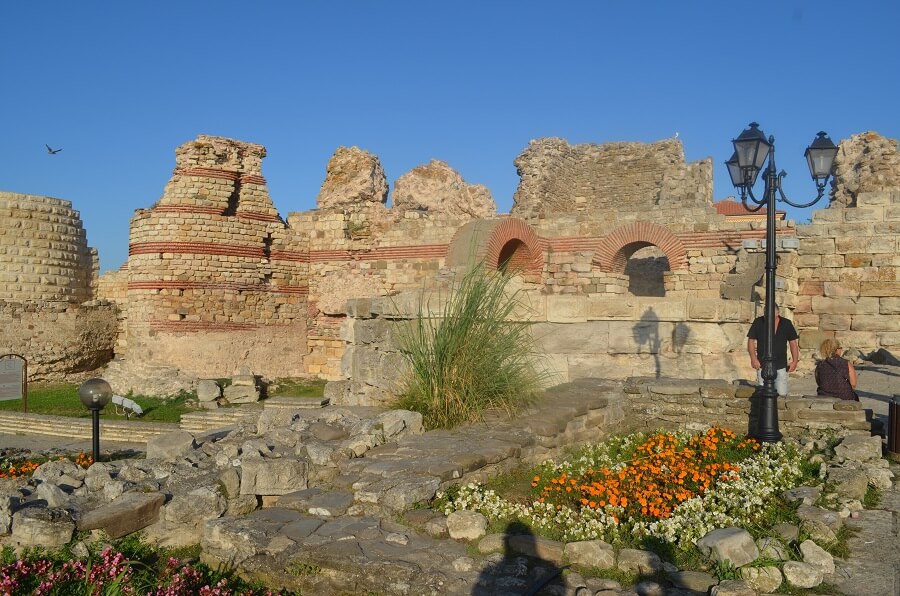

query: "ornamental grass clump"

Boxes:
[437, 426, 806, 546]
[394, 260, 551, 429]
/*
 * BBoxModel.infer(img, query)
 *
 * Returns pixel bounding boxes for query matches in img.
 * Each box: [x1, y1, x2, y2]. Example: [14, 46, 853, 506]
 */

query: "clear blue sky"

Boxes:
[3, 1, 898, 273]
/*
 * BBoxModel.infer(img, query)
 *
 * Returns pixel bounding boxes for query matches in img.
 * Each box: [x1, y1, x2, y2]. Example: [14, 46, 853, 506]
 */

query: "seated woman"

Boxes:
[815, 339, 858, 400]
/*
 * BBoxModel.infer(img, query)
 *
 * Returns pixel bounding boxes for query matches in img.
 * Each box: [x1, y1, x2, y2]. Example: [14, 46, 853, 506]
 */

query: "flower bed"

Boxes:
[0, 543, 282, 595]
[0, 452, 92, 479]
[437, 426, 806, 546]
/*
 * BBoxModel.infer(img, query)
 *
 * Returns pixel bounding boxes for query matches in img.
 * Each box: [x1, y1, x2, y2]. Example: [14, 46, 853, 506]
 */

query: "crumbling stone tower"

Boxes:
[0, 191, 117, 378]
[124, 136, 309, 378]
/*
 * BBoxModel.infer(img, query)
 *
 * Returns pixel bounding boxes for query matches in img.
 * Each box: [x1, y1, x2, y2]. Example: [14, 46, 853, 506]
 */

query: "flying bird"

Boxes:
[45, 144, 62, 154]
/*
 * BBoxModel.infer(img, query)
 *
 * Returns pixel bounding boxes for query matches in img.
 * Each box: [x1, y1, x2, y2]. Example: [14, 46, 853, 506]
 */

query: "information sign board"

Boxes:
[0, 355, 26, 403]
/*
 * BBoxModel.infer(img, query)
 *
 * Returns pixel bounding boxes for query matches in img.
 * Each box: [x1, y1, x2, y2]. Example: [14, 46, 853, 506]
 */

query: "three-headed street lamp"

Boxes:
[725, 122, 838, 442]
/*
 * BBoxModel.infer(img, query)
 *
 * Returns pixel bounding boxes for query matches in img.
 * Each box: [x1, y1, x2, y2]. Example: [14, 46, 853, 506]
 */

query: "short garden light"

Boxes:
[78, 378, 112, 463]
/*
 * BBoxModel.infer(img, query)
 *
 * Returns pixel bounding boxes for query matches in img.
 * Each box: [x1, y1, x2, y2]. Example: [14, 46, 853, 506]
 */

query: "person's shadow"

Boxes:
[472, 521, 566, 595]
[633, 307, 662, 378]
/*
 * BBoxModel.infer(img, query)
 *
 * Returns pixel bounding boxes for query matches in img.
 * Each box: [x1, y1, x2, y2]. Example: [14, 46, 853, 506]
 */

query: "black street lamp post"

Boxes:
[78, 378, 112, 463]
[725, 122, 838, 442]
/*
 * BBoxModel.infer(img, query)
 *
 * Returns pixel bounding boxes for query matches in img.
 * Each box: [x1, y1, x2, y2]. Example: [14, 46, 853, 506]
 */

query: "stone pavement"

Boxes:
[828, 466, 900, 596]
[1, 366, 899, 595]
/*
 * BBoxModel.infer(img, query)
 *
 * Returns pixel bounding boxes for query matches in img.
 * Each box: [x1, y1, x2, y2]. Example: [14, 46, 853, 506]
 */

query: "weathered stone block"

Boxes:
[811, 296, 879, 315]
[860, 281, 900, 297]
[79, 492, 166, 538]
[586, 296, 634, 319]
[240, 459, 307, 496]
[697, 527, 759, 567]
[533, 322, 609, 354]
[508, 534, 564, 564]
[851, 315, 900, 332]
[823, 281, 859, 297]
[196, 379, 220, 402]
[446, 510, 487, 540]
[819, 314, 851, 330]
[146, 430, 196, 460]
[547, 295, 587, 322]
[798, 329, 832, 349]
[564, 539, 615, 569]
[799, 238, 835, 255]
[844, 206, 884, 222]
[11, 507, 75, 548]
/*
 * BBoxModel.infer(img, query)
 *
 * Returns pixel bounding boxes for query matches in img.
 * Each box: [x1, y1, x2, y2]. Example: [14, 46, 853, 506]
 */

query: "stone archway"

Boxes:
[593, 222, 687, 273]
[447, 217, 544, 274]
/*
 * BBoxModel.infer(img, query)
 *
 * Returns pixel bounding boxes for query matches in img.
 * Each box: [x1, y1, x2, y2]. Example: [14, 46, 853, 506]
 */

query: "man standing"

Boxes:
[747, 305, 800, 396]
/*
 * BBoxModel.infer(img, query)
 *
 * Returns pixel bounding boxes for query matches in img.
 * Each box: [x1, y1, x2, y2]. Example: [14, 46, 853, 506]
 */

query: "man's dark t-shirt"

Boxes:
[747, 316, 799, 369]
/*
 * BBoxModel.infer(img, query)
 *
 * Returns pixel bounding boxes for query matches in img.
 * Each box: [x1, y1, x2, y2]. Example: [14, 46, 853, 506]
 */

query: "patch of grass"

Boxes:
[287, 561, 321, 576]
[393, 260, 553, 429]
[863, 485, 882, 509]
[743, 497, 802, 539]
[779, 581, 842, 595]
[568, 565, 640, 587]
[266, 377, 327, 398]
[0, 383, 193, 423]
[819, 525, 855, 560]
[484, 464, 541, 505]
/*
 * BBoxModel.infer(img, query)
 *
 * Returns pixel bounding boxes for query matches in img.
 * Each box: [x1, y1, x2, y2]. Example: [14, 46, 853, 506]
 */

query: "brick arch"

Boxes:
[593, 222, 687, 273]
[447, 218, 544, 273]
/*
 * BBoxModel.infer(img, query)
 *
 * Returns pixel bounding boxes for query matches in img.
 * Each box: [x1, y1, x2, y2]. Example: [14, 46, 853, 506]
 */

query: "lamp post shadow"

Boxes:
[633, 307, 661, 378]
[472, 521, 566, 596]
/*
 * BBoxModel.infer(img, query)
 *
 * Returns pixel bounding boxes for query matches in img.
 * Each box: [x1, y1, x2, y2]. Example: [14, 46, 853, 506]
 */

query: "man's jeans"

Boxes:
[757, 368, 788, 396]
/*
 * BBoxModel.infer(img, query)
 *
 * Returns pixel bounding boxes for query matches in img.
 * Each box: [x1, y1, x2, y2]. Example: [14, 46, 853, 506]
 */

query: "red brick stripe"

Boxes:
[129, 242, 265, 258]
[308, 244, 448, 262]
[240, 174, 267, 185]
[236, 211, 281, 222]
[153, 205, 225, 215]
[127, 280, 307, 294]
[147, 320, 260, 332]
[178, 168, 241, 181]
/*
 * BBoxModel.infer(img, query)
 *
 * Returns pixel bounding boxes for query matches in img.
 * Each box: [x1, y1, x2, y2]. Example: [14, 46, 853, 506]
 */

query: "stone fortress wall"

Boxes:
[4, 130, 898, 394]
[0, 192, 117, 378]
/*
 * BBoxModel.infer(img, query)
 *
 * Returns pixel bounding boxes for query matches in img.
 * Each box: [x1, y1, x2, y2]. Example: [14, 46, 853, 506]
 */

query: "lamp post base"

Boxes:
[91, 408, 101, 463]
[751, 388, 783, 443]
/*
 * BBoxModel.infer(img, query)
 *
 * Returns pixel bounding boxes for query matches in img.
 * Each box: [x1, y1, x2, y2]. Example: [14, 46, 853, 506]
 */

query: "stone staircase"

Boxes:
[179, 404, 264, 435]
[0, 412, 176, 443]
[0, 397, 329, 445]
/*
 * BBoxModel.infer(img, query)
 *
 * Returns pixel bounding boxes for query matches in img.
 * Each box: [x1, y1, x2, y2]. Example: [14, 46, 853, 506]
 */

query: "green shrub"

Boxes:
[394, 260, 552, 429]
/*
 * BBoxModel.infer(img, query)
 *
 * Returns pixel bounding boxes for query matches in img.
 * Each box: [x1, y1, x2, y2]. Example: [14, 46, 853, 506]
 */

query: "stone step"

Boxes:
[263, 396, 330, 409]
[179, 406, 262, 434]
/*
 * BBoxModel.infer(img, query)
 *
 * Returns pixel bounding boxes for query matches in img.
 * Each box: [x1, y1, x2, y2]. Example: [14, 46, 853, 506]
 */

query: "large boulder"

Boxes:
[392, 160, 495, 219]
[697, 527, 759, 567]
[446, 510, 487, 540]
[316, 146, 388, 209]
[146, 430, 197, 460]
[830, 131, 900, 207]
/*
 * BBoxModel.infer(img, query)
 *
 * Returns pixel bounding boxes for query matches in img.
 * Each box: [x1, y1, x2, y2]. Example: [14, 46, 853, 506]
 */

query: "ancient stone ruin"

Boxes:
[1, 132, 898, 399]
